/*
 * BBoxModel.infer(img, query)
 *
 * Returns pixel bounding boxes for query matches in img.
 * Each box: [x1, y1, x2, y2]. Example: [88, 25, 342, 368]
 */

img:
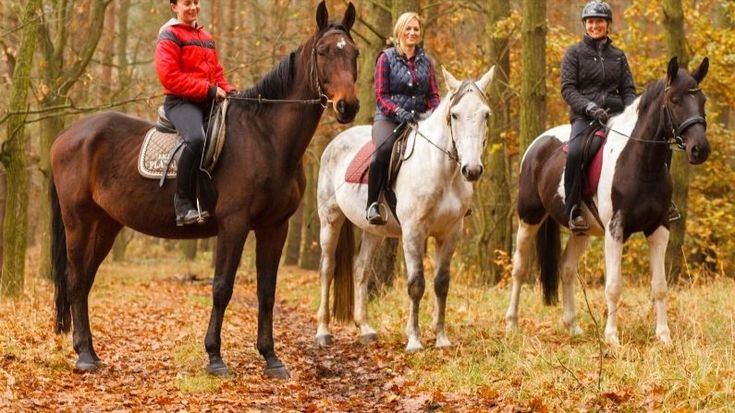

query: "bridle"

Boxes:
[226, 26, 353, 108]
[604, 85, 706, 150]
[662, 86, 707, 149]
[411, 80, 489, 164]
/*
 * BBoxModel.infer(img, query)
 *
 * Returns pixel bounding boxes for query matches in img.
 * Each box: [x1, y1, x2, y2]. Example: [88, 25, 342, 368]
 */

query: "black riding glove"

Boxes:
[395, 107, 416, 124]
[589, 107, 609, 124]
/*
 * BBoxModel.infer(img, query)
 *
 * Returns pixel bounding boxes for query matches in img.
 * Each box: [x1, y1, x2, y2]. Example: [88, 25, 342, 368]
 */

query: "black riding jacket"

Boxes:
[561, 34, 637, 122]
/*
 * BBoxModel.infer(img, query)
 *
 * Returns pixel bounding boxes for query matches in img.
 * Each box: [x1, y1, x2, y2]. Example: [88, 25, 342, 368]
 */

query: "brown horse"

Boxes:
[51, 1, 358, 378]
[505, 57, 709, 346]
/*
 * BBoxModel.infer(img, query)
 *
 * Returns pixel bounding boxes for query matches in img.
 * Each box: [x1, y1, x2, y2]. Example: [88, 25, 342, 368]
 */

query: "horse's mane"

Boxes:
[637, 79, 666, 116]
[240, 47, 300, 101]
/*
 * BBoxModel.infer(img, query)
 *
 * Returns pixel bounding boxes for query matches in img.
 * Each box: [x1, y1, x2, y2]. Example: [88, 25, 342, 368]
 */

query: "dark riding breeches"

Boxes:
[163, 95, 211, 155]
[367, 119, 401, 207]
[564, 118, 591, 217]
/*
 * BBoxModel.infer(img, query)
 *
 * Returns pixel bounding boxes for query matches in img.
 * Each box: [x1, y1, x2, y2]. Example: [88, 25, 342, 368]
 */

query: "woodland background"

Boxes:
[0, 0, 734, 411]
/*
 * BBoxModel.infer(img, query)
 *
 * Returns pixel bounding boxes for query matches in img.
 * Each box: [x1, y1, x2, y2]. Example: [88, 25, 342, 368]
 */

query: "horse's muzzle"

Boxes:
[688, 142, 710, 165]
[334, 99, 359, 124]
[461, 164, 484, 181]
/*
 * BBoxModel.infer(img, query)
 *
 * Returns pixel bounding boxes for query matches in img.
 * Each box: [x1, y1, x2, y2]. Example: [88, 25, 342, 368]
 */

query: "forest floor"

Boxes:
[1, 247, 734, 412]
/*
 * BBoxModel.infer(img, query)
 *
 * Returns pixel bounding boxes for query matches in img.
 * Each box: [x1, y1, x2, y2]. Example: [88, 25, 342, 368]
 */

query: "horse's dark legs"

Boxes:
[432, 230, 460, 348]
[254, 222, 290, 379]
[66, 216, 121, 371]
[204, 227, 247, 376]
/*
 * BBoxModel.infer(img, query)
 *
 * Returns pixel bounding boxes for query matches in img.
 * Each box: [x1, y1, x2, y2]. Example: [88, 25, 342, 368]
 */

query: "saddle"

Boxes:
[563, 126, 607, 198]
[138, 100, 229, 186]
[344, 124, 415, 185]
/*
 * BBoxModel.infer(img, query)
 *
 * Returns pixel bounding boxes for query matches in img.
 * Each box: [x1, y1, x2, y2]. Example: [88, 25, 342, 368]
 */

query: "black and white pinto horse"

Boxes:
[505, 57, 710, 346]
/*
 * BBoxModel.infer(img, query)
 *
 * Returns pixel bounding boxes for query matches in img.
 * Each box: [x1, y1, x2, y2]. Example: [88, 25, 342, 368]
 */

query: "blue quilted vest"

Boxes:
[374, 46, 434, 121]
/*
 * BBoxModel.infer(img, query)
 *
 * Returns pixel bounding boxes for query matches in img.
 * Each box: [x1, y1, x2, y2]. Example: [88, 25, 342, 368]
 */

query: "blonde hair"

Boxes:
[392, 12, 422, 55]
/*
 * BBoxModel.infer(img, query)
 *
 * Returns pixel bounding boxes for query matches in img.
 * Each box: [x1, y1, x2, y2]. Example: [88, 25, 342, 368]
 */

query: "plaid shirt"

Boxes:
[374, 48, 441, 119]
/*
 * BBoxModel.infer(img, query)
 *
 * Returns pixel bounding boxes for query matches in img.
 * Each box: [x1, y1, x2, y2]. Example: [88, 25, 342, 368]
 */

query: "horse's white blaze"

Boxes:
[316, 67, 494, 350]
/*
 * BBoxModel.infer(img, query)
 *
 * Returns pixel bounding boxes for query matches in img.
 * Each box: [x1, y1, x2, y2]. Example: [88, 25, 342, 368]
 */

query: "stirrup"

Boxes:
[366, 202, 387, 225]
[176, 209, 210, 226]
[568, 207, 589, 235]
[668, 202, 682, 223]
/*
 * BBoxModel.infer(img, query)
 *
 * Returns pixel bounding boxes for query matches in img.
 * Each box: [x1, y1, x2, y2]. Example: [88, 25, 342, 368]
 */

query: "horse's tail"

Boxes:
[536, 218, 560, 306]
[51, 178, 71, 334]
[331, 221, 355, 323]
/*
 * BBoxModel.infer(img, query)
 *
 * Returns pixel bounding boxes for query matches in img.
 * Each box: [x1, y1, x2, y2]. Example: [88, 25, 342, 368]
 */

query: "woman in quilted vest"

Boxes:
[560, 1, 636, 233]
[366, 12, 441, 225]
[155, 0, 237, 226]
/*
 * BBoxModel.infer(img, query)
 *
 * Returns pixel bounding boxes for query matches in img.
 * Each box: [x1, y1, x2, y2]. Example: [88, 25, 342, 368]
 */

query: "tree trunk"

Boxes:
[284, 203, 303, 266]
[298, 156, 320, 270]
[35, 0, 111, 280]
[1, 0, 41, 297]
[181, 239, 197, 261]
[662, 0, 689, 282]
[519, 0, 547, 152]
[473, 0, 512, 285]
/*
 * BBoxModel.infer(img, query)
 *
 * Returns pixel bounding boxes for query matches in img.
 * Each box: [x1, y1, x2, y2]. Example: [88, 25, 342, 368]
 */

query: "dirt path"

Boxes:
[1, 262, 497, 412]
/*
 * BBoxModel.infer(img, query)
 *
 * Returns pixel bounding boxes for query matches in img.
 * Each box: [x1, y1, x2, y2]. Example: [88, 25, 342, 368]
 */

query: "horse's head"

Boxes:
[664, 56, 710, 164]
[441, 66, 495, 181]
[313, 1, 360, 123]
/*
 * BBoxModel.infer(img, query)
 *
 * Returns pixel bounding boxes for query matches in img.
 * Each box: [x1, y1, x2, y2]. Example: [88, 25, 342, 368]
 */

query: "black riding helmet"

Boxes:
[581, 1, 612, 21]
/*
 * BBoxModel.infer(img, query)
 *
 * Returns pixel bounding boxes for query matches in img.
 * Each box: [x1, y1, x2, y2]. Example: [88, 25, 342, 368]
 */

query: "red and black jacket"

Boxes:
[155, 20, 235, 102]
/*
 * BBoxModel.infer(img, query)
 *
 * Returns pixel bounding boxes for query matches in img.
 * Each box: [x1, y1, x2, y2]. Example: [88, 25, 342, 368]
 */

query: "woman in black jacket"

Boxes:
[560, 1, 636, 233]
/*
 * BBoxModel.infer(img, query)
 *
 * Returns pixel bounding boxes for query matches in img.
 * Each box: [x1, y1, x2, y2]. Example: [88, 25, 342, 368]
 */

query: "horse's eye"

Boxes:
[317, 46, 327, 56]
[484, 112, 490, 120]
[451, 113, 458, 120]
[671, 96, 680, 104]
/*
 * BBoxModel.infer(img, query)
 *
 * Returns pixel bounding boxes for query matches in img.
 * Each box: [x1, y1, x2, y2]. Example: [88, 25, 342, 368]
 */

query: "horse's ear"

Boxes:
[342, 3, 356, 32]
[476, 65, 496, 92]
[667, 56, 679, 85]
[442, 66, 461, 93]
[316, 1, 328, 31]
[691, 56, 709, 84]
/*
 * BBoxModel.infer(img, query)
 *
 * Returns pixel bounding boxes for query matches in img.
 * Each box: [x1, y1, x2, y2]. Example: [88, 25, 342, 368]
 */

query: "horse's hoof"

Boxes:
[206, 360, 230, 377]
[263, 363, 290, 379]
[405, 337, 423, 352]
[75, 358, 99, 373]
[315, 334, 333, 347]
[435, 337, 452, 348]
[569, 325, 584, 336]
[358, 333, 377, 345]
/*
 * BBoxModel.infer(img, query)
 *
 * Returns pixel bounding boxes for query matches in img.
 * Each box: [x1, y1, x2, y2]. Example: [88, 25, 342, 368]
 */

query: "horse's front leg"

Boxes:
[432, 228, 461, 348]
[402, 227, 427, 352]
[560, 234, 590, 336]
[648, 226, 672, 344]
[315, 215, 344, 347]
[204, 224, 248, 376]
[603, 228, 625, 346]
[254, 222, 290, 379]
[505, 221, 540, 332]
[353, 231, 382, 344]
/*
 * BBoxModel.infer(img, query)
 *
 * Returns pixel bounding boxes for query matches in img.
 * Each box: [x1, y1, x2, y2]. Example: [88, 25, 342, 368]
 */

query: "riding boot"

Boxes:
[366, 154, 387, 225]
[174, 145, 209, 226]
[667, 201, 682, 223]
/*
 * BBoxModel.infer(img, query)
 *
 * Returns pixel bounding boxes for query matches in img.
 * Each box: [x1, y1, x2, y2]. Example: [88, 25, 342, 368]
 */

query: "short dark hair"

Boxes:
[170, 0, 177, 4]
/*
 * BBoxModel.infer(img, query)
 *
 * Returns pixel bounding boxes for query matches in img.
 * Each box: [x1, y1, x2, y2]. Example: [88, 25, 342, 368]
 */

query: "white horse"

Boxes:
[505, 57, 710, 345]
[314, 66, 495, 351]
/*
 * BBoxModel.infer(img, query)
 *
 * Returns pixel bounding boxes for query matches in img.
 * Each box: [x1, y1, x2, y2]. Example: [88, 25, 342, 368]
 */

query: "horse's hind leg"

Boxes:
[559, 234, 590, 336]
[505, 221, 540, 332]
[353, 231, 382, 344]
[432, 228, 461, 348]
[648, 226, 672, 344]
[315, 214, 345, 346]
[402, 226, 427, 352]
[65, 215, 121, 371]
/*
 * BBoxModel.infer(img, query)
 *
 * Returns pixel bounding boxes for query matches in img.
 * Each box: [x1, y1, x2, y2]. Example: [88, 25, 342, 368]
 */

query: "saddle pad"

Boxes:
[584, 135, 606, 198]
[138, 128, 180, 179]
[344, 141, 373, 184]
